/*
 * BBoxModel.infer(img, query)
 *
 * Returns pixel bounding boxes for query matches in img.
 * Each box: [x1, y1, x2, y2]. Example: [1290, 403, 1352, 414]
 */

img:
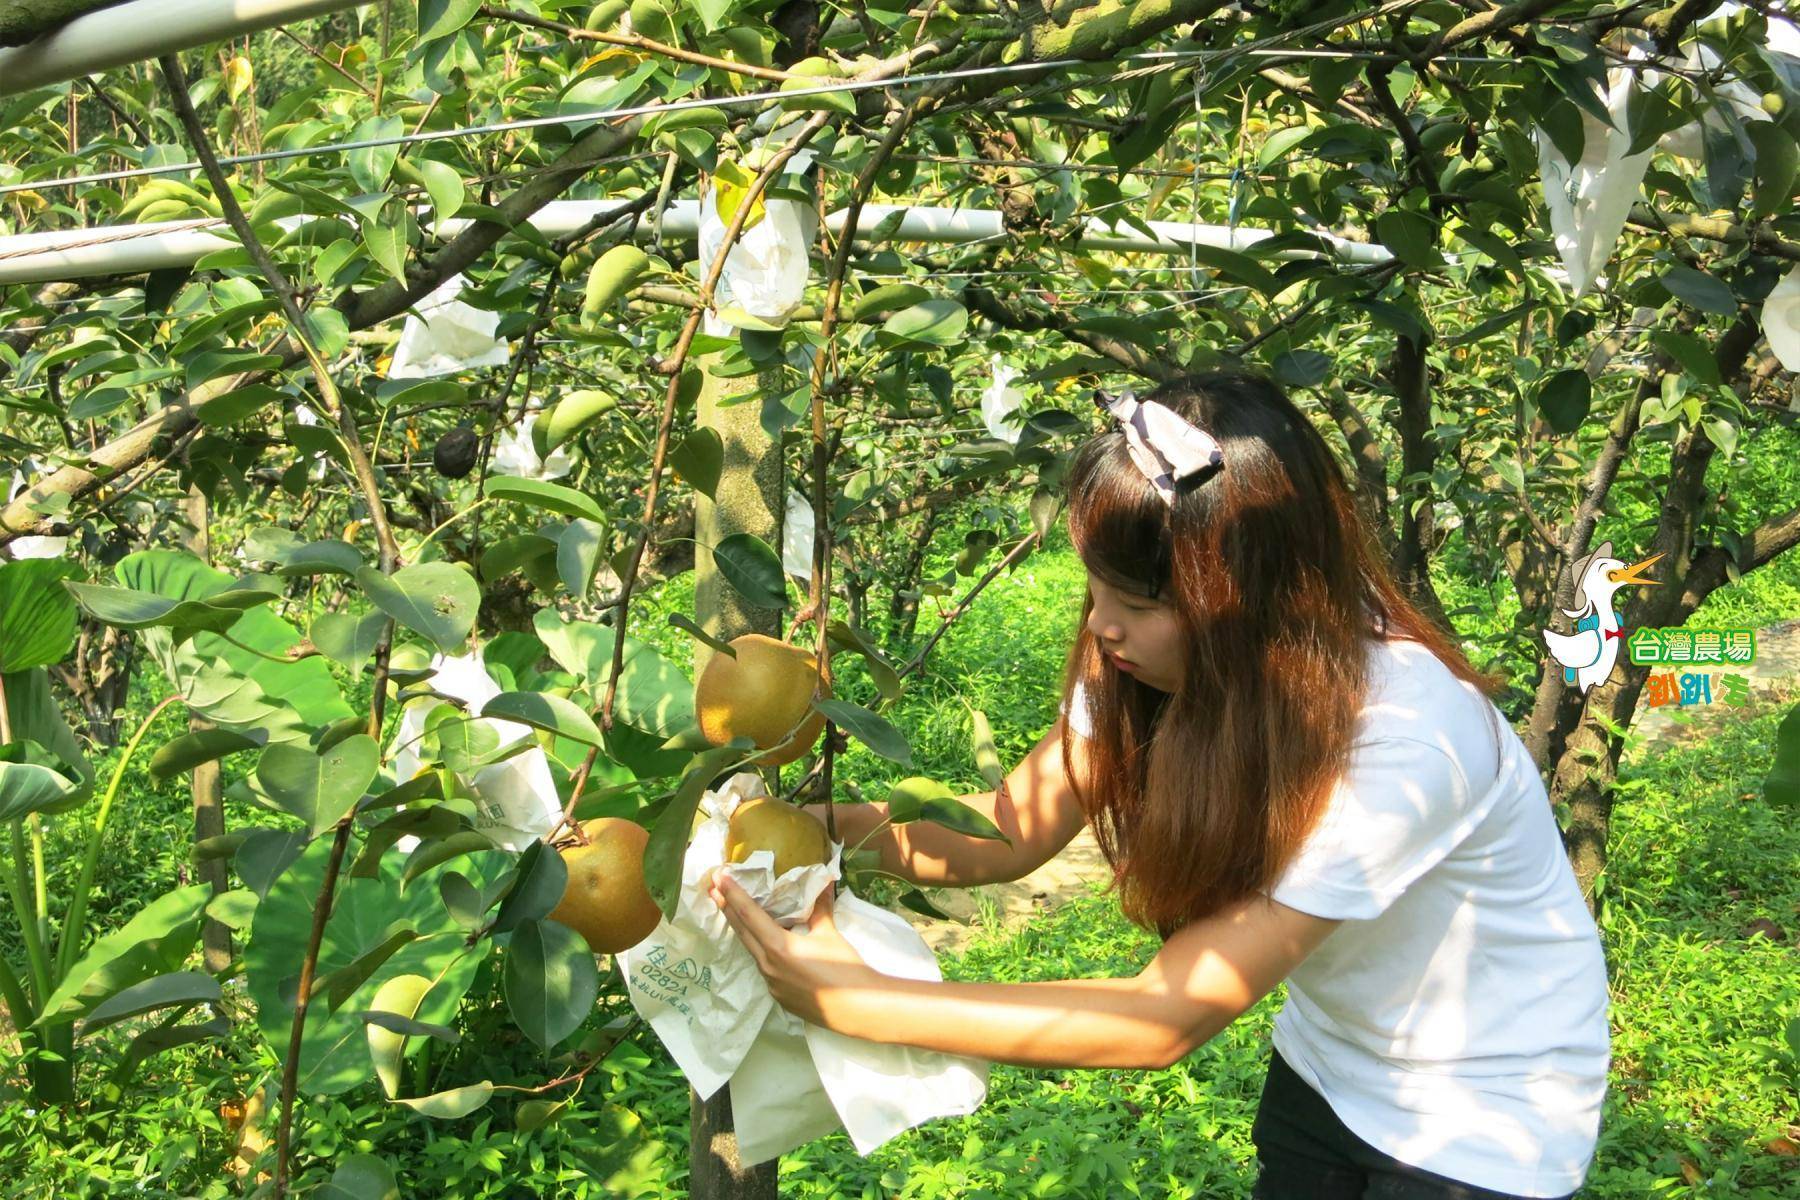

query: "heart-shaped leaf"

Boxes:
[356, 564, 479, 655]
[257, 735, 379, 836]
[310, 610, 388, 668]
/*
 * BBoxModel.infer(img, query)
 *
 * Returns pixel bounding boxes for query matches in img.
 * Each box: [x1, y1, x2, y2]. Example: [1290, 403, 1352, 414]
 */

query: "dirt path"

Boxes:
[898, 825, 1114, 957]
[899, 620, 1800, 956]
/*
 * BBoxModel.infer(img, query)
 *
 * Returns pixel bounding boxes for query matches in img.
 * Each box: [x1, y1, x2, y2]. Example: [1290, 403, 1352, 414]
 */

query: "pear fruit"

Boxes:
[694, 633, 829, 766]
[546, 818, 663, 955]
[884, 776, 955, 812]
[726, 796, 831, 877]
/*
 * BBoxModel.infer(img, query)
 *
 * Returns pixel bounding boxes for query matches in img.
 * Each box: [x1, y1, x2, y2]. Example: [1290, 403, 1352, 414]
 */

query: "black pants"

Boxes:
[1249, 1049, 1578, 1200]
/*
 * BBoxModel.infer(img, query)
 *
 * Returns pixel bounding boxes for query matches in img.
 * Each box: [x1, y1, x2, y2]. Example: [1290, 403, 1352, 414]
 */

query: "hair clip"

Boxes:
[1093, 388, 1224, 505]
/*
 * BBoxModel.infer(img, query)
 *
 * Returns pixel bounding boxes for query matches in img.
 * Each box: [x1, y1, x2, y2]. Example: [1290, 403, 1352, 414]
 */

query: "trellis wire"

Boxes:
[0, 32, 1521, 200]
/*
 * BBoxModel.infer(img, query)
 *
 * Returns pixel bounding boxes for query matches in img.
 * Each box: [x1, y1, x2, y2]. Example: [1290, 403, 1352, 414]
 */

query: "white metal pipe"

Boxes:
[0, 200, 1393, 287]
[0, 0, 373, 97]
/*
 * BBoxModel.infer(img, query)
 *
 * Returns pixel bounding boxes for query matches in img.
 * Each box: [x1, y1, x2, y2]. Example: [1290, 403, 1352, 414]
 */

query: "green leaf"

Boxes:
[1536, 368, 1592, 433]
[1182, 244, 1283, 296]
[273, 539, 364, 577]
[814, 698, 911, 766]
[356, 563, 479, 655]
[419, 0, 483, 41]
[195, 383, 286, 429]
[1374, 209, 1442, 269]
[0, 741, 84, 820]
[504, 919, 599, 1049]
[416, 158, 466, 231]
[558, 518, 607, 600]
[537, 389, 617, 455]
[1258, 124, 1315, 168]
[149, 728, 261, 781]
[321, 1153, 399, 1200]
[644, 745, 744, 918]
[1763, 701, 1800, 808]
[1660, 265, 1738, 316]
[669, 427, 723, 499]
[915, 794, 1008, 841]
[310, 610, 388, 668]
[205, 887, 258, 929]
[423, 703, 499, 774]
[880, 299, 969, 347]
[117, 549, 351, 741]
[480, 691, 603, 747]
[825, 619, 901, 702]
[234, 828, 308, 897]
[969, 707, 1004, 791]
[313, 926, 423, 1011]
[80, 971, 220, 1036]
[64, 579, 279, 642]
[256, 735, 378, 836]
[246, 838, 496, 1095]
[36, 884, 210, 1026]
[346, 115, 404, 193]
[303, 308, 351, 358]
[363, 200, 412, 283]
[117, 550, 352, 741]
[533, 611, 694, 737]
[489, 840, 568, 935]
[485, 476, 607, 524]
[712, 532, 787, 609]
[395, 1081, 494, 1119]
[0, 560, 80, 672]
[1270, 349, 1332, 389]
[402, 830, 500, 884]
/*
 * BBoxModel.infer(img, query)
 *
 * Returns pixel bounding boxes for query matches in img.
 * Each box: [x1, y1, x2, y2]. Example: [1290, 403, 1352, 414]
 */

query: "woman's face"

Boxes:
[1085, 573, 1185, 693]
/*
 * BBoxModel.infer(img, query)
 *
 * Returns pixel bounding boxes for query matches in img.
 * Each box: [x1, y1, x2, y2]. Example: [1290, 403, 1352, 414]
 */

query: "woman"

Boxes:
[709, 368, 1611, 1199]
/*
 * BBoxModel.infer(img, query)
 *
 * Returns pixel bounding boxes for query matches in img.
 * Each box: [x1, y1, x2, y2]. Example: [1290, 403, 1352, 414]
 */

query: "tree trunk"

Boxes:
[686, 355, 785, 1198]
[1542, 315, 1775, 906]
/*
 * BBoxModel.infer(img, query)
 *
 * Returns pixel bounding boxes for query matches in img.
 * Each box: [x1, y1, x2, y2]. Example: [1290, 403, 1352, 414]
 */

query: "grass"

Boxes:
[4, 452, 1799, 1196]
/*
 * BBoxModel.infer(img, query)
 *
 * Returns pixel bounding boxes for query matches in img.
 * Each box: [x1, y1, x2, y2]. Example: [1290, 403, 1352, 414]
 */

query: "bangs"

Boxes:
[1067, 441, 1173, 598]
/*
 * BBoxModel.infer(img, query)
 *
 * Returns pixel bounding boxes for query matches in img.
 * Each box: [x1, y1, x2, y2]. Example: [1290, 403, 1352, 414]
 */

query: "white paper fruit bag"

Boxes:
[617, 771, 989, 1164]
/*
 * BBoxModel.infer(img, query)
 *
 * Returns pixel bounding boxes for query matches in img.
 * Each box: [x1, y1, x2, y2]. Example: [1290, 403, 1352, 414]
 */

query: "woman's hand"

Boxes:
[707, 873, 877, 1028]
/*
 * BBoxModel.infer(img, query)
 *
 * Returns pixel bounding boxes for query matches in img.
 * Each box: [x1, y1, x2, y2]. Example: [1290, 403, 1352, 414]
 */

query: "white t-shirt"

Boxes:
[1064, 637, 1610, 1197]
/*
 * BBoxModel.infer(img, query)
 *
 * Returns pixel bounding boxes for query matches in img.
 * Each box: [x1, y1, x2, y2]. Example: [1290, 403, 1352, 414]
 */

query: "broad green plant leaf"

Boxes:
[80, 970, 221, 1036]
[0, 559, 79, 672]
[36, 884, 210, 1026]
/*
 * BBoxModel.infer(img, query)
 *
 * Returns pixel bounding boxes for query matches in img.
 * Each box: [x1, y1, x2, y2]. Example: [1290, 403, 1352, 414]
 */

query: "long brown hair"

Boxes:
[1061, 368, 1503, 940]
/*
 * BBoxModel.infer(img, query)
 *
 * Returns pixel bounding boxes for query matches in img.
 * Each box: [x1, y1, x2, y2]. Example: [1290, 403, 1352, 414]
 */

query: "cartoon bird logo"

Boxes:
[1541, 540, 1663, 694]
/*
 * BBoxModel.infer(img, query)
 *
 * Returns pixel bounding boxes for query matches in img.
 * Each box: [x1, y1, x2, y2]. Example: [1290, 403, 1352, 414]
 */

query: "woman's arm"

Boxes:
[710, 874, 1344, 1071]
[803, 720, 1089, 889]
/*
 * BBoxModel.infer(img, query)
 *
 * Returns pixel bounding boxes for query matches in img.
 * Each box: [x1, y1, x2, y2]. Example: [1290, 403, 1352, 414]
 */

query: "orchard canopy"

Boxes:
[0, 0, 1798, 1183]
